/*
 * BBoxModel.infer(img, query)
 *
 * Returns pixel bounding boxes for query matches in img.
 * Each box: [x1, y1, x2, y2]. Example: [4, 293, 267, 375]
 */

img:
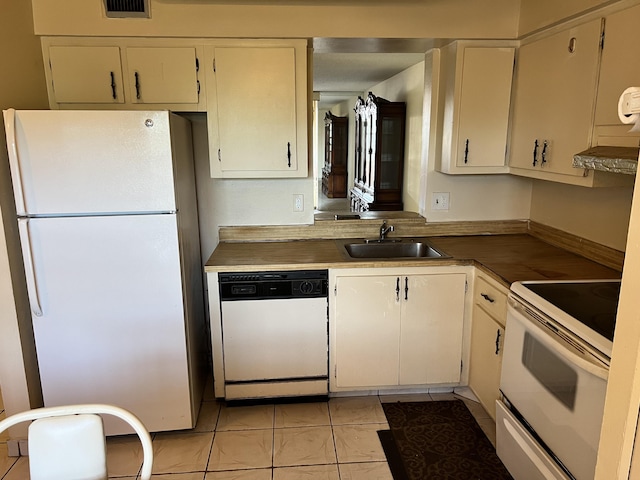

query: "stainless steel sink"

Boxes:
[342, 240, 448, 259]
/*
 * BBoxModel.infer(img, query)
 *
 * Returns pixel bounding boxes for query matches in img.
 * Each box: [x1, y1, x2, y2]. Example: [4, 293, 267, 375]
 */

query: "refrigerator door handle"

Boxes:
[18, 219, 43, 317]
[3, 109, 27, 215]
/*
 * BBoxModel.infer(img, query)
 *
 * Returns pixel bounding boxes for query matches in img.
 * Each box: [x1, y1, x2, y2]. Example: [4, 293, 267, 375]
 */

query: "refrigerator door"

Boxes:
[21, 213, 193, 434]
[4, 109, 177, 216]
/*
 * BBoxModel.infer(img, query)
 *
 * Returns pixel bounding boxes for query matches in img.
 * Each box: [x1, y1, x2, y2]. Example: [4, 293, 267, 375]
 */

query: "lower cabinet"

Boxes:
[330, 268, 467, 391]
[468, 273, 508, 420]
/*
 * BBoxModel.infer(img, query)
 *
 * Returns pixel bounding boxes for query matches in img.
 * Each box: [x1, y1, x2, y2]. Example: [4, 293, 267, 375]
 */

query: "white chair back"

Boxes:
[0, 404, 153, 480]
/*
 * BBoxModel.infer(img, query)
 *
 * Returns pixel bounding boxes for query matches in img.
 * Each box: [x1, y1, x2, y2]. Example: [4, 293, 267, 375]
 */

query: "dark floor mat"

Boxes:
[379, 400, 513, 480]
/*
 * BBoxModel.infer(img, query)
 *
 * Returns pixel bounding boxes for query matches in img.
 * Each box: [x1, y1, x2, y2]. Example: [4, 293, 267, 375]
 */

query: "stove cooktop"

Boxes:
[523, 281, 620, 342]
[511, 279, 621, 358]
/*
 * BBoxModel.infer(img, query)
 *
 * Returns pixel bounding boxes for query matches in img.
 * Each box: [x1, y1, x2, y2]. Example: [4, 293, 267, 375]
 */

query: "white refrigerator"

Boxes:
[3, 109, 206, 435]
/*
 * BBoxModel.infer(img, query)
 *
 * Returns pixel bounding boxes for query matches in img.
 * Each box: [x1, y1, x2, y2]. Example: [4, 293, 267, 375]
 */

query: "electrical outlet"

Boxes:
[431, 192, 450, 211]
[293, 194, 304, 212]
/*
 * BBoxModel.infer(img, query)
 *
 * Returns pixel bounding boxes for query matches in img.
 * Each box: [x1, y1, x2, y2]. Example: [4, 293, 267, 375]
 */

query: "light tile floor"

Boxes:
[0, 385, 495, 480]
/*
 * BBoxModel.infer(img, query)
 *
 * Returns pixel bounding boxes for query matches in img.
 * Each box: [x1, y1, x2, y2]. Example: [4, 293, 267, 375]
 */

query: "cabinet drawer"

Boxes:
[474, 275, 507, 324]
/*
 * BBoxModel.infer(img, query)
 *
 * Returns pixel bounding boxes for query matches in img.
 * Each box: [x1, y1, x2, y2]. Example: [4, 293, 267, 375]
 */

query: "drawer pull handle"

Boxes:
[110, 71, 117, 100]
[495, 329, 502, 355]
[135, 71, 141, 99]
[481, 293, 495, 303]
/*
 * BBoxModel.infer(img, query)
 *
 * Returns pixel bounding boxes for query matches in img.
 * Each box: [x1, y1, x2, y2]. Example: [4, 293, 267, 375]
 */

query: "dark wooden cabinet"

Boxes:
[350, 92, 406, 212]
[322, 112, 348, 198]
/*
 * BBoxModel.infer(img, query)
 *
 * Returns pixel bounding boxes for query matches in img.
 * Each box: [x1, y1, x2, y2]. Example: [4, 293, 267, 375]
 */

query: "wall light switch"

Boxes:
[431, 192, 450, 211]
[293, 194, 304, 212]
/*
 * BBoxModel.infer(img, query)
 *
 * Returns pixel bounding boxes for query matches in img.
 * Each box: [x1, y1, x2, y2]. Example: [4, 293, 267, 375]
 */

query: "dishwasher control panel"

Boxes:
[219, 270, 328, 300]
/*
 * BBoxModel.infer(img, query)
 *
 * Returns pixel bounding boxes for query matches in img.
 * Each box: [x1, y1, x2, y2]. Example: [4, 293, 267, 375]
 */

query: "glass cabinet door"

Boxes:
[350, 93, 405, 212]
[379, 115, 403, 190]
[366, 105, 377, 193]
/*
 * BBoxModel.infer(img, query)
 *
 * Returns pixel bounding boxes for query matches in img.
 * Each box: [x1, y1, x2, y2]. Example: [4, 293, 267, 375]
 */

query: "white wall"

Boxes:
[518, 0, 621, 35]
[31, 0, 520, 39]
[595, 171, 640, 479]
[530, 181, 634, 251]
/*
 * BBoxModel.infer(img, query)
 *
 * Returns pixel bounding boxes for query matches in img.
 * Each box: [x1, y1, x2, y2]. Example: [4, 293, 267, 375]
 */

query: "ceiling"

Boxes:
[313, 38, 436, 109]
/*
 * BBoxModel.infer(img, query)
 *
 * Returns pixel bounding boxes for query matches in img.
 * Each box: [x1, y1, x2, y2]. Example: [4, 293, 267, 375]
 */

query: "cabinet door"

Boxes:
[126, 47, 199, 104]
[456, 47, 514, 169]
[509, 19, 602, 178]
[399, 273, 466, 385]
[592, 4, 640, 145]
[213, 47, 298, 173]
[468, 306, 504, 421]
[334, 275, 401, 388]
[48, 46, 124, 104]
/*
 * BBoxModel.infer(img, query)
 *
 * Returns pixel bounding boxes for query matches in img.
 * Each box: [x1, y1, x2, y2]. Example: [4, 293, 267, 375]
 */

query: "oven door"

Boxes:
[500, 296, 609, 480]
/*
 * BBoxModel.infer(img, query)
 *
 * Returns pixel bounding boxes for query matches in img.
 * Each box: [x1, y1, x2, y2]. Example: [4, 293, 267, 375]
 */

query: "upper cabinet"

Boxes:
[125, 47, 200, 105]
[42, 38, 205, 111]
[508, 19, 602, 185]
[350, 93, 406, 212]
[41, 37, 309, 179]
[48, 45, 125, 104]
[508, 16, 634, 187]
[206, 41, 308, 178]
[592, 4, 640, 148]
[436, 42, 515, 174]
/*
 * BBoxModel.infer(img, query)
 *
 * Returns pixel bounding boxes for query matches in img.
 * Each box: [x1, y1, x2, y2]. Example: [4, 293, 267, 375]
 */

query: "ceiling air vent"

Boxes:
[105, 0, 150, 18]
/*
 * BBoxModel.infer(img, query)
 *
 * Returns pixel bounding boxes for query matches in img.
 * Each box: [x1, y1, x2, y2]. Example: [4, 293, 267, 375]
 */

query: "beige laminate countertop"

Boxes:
[205, 233, 621, 287]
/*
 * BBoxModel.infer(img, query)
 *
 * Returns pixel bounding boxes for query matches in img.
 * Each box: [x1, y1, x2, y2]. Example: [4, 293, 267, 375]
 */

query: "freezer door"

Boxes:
[22, 214, 193, 434]
[4, 109, 177, 216]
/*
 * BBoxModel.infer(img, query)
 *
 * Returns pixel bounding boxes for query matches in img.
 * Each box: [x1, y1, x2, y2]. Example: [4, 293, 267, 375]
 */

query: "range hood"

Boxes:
[573, 88, 640, 175]
[573, 146, 639, 175]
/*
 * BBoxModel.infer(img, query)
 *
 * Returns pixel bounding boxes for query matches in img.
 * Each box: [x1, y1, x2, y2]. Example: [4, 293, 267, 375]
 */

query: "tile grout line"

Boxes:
[326, 399, 344, 480]
[204, 400, 223, 477]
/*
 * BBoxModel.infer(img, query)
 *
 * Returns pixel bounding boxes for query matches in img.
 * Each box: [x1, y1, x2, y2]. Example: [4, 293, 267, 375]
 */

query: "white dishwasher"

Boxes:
[219, 270, 329, 400]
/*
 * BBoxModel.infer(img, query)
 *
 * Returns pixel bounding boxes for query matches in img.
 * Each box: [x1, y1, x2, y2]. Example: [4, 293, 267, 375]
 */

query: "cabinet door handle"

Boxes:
[541, 140, 548, 165]
[481, 293, 495, 303]
[404, 277, 409, 300]
[495, 329, 502, 355]
[134, 71, 141, 99]
[110, 71, 117, 100]
[287, 142, 292, 167]
[464, 139, 469, 164]
[396, 277, 400, 302]
[532, 139, 539, 166]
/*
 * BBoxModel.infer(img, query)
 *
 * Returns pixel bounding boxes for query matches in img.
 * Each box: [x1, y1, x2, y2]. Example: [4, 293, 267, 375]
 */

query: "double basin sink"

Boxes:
[337, 238, 449, 260]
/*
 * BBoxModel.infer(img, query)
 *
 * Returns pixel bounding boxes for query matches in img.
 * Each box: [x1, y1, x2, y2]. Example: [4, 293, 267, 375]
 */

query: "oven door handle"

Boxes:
[509, 300, 609, 381]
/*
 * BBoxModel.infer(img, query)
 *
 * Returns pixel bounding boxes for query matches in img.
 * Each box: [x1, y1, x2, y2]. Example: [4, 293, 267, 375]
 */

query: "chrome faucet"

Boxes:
[379, 221, 395, 242]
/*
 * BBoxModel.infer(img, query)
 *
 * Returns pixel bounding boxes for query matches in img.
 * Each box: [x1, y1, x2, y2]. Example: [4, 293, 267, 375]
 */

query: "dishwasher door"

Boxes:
[221, 297, 328, 399]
